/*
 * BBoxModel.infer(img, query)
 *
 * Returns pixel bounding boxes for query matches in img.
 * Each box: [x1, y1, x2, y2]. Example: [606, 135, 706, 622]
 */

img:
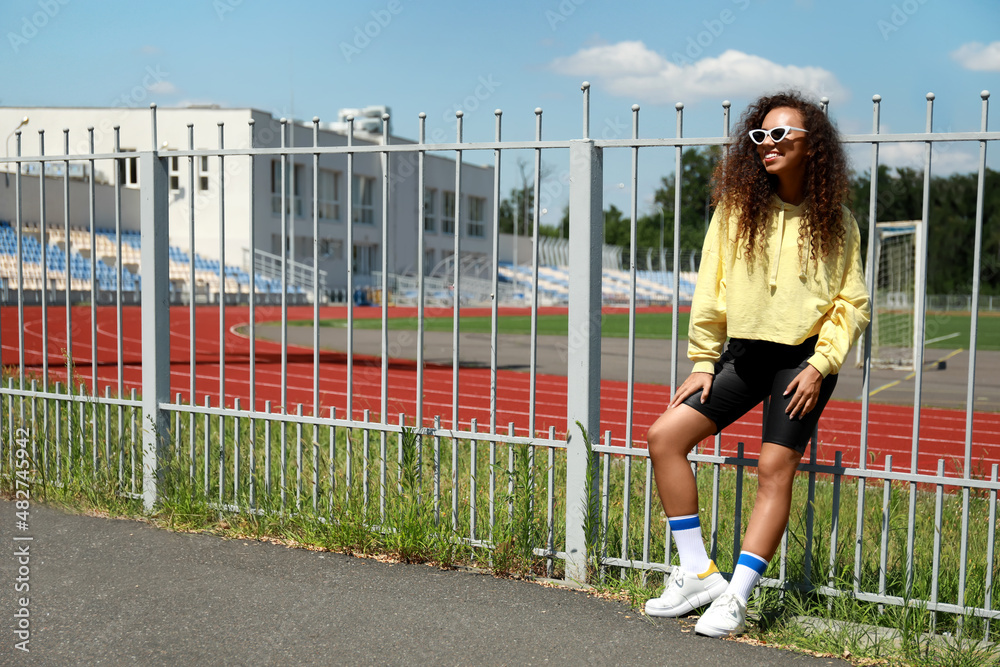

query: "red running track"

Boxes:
[3, 305, 999, 478]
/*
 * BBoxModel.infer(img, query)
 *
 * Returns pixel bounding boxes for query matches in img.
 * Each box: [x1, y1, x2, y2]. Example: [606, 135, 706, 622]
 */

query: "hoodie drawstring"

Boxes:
[769, 206, 784, 288]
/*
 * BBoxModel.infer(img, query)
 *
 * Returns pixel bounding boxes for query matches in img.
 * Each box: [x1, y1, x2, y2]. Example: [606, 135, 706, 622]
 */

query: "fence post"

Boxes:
[140, 150, 170, 511]
[565, 139, 602, 585]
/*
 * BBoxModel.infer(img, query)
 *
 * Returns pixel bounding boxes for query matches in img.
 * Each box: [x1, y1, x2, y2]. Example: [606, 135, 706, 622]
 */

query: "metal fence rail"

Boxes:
[1, 85, 998, 632]
[927, 294, 1000, 313]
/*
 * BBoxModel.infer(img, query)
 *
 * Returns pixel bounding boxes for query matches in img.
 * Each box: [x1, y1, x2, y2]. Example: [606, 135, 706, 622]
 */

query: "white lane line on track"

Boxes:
[43, 358, 1000, 445]
[20, 310, 998, 456]
[25, 344, 1000, 445]
[46, 364, 999, 474]
[181, 390, 995, 455]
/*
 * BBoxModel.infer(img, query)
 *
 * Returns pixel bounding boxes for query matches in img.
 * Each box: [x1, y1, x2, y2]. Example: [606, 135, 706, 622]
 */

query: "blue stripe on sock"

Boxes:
[737, 551, 768, 574]
[668, 515, 700, 531]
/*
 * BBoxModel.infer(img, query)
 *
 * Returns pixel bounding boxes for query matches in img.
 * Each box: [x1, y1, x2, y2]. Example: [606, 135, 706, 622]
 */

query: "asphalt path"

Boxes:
[0, 501, 850, 666]
[263, 324, 1000, 411]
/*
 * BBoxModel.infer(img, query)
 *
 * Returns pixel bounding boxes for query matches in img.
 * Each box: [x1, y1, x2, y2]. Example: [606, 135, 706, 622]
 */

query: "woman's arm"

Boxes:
[687, 208, 729, 375]
[806, 209, 872, 377]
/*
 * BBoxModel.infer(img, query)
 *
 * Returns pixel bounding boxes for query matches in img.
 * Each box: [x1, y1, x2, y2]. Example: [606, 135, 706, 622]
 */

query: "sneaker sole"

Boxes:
[644, 589, 723, 618]
[694, 620, 744, 638]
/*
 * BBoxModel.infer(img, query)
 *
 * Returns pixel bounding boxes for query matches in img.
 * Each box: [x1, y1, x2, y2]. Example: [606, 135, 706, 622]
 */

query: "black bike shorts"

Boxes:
[681, 336, 838, 454]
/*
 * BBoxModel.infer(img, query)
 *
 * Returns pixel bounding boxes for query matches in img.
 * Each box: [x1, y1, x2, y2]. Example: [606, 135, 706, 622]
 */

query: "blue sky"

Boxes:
[2, 0, 998, 223]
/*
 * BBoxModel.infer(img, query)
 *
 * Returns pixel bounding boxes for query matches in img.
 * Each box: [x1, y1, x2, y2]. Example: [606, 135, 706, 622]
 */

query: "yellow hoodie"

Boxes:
[688, 197, 871, 377]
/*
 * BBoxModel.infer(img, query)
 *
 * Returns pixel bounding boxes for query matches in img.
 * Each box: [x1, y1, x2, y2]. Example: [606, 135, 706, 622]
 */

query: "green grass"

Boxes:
[923, 311, 1000, 349]
[293, 310, 1000, 350]
[295, 312, 692, 339]
[4, 364, 1000, 665]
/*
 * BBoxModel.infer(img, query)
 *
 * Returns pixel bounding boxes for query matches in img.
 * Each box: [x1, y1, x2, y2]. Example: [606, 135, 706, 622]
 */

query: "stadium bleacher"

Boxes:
[0, 221, 295, 298]
[497, 262, 696, 306]
[1, 219, 696, 304]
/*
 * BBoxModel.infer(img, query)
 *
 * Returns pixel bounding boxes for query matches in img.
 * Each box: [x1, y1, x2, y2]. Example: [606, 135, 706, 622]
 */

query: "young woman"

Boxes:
[643, 91, 870, 637]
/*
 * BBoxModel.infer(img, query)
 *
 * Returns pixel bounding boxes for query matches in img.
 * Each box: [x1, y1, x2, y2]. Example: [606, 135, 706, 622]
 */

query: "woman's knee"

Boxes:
[646, 408, 712, 460]
[756, 445, 802, 494]
[646, 415, 669, 450]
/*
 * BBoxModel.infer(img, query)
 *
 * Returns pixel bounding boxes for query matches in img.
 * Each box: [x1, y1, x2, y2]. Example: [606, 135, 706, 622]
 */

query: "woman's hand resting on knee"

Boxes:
[669, 372, 714, 409]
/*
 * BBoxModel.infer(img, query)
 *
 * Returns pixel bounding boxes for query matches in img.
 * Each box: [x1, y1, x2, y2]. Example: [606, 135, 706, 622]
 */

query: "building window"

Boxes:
[270, 160, 280, 214]
[318, 169, 340, 221]
[169, 154, 180, 191]
[271, 160, 304, 216]
[442, 191, 456, 235]
[352, 243, 379, 275]
[424, 188, 436, 233]
[468, 196, 486, 238]
[320, 238, 343, 260]
[199, 155, 210, 191]
[352, 175, 375, 225]
[119, 149, 138, 186]
[423, 248, 435, 275]
[292, 164, 304, 216]
[294, 235, 310, 260]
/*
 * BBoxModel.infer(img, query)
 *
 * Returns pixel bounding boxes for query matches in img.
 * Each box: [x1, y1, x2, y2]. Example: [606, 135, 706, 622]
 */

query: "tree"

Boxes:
[646, 146, 721, 254]
[538, 205, 567, 240]
[602, 204, 629, 247]
[500, 149, 721, 253]
[497, 158, 556, 236]
[850, 166, 1000, 295]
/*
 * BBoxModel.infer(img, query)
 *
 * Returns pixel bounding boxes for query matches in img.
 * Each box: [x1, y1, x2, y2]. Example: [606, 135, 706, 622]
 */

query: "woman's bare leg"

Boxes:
[646, 405, 717, 518]
[644, 405, 729, 618]
[740, 442, 803, 560]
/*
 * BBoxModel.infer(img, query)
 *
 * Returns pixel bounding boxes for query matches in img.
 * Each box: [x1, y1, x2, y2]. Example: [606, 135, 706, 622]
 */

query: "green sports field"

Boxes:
[298, 311, 1000, 351]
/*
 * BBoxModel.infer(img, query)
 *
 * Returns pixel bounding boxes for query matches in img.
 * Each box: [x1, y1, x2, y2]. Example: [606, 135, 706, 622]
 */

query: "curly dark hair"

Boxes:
[711, 90, 850, 264]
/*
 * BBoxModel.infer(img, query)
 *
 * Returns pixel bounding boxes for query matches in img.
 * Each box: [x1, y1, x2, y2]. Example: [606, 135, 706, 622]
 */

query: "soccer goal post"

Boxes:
[861, 220, 923, 371]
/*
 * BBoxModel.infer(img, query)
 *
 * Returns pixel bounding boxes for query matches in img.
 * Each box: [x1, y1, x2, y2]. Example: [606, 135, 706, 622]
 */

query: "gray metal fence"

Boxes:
[927, 294, 1000, 313]
[2, 85, 999, 630]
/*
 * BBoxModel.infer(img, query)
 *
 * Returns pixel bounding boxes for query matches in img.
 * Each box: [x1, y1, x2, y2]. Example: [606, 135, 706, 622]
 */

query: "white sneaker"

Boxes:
[644, 561, 727, 618]
[694, 592, 747, 637]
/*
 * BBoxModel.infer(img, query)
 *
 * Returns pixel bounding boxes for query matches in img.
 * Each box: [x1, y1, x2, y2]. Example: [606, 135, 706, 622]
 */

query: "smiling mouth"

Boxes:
[764, 151, 781, 162]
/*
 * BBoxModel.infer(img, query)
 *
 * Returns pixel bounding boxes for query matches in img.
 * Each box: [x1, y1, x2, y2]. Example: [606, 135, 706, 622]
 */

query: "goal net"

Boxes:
[867, 220, 922, 370]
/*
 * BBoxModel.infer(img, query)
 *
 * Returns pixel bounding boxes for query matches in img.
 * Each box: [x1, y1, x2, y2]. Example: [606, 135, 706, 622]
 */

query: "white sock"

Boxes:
[728, 551, 768, 602]
[668, 514, 711, 574]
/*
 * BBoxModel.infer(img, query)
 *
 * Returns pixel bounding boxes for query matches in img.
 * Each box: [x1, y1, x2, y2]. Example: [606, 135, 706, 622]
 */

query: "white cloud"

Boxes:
[148, 81, 178, 95]
[951, 41, 1000, 72]
[847, 142, 979, 177]
[548, 41, 848, 104]
[879, 142, 979, 175]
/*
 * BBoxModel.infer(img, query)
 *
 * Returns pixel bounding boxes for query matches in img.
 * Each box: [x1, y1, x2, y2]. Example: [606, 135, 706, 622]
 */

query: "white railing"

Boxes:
[1, 86, 998, 631]
[243, 246, 328, 302]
